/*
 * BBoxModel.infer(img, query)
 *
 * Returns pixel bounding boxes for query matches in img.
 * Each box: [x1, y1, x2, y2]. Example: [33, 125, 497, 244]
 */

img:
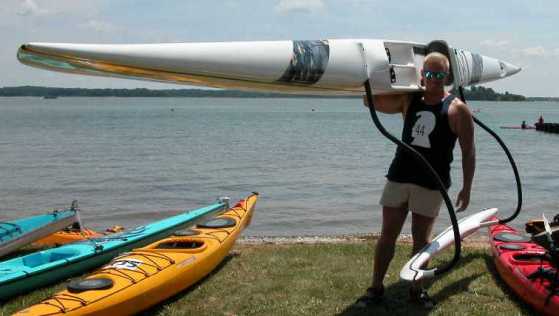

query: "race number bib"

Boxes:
[411, 111, 436, 148]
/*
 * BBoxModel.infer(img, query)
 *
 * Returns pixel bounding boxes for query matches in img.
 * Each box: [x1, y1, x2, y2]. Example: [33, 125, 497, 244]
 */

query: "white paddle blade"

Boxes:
[542, 213, 554, 244]
[543, 213, 552, 233]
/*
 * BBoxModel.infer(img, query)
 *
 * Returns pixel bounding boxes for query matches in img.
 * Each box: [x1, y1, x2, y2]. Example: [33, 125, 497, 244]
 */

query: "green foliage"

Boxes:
[0, 86, 341, 98]
[459, 86, 526, 101]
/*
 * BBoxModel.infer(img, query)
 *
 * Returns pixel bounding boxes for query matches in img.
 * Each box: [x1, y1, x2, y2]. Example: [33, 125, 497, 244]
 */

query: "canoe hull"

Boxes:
[18, 39, 521, 96]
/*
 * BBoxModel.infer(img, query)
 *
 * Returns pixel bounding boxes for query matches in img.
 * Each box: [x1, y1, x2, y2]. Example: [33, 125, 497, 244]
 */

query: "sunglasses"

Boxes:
[422, 70, 448, 80]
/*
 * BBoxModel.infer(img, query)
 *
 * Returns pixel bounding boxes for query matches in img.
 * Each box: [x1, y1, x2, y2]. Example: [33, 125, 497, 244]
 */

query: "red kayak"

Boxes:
[489, 219, 559, 315]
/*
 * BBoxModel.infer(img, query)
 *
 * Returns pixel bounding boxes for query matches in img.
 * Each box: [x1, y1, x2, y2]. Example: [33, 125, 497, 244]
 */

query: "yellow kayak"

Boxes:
[16, 193, 257, 316]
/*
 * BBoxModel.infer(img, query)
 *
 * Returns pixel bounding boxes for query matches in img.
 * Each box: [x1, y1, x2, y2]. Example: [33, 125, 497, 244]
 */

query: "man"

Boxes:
[358, 52, 475, 308]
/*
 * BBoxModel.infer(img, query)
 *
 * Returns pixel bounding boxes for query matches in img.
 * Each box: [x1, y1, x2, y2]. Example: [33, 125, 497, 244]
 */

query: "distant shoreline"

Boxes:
[0, 85, 555, 101]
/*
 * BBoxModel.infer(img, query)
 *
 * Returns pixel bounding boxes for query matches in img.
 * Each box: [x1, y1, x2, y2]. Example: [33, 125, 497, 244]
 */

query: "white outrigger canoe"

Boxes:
[17, 39, 520, 95]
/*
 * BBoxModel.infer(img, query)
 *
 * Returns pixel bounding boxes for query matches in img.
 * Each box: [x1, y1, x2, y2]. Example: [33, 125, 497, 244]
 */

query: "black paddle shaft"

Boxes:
[363, 80, 461, 277]
[457, 87, 523, 224]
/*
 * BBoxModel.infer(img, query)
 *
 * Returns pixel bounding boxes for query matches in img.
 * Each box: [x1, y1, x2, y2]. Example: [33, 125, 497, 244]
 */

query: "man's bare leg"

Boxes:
[371, 205, 408, 290]
[409, 212, 436, 307]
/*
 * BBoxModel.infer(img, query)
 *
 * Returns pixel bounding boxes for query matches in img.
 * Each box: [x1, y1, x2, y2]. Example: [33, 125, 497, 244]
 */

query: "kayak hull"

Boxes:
[15, 193, 257, 315]
[489, 219, 559, 316]
[0, 209, 79, 257]
[18, 39, 521, 96]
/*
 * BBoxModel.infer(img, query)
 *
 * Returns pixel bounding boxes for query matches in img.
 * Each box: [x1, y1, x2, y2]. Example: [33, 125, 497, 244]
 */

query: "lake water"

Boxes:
[1, 97, 558, 236]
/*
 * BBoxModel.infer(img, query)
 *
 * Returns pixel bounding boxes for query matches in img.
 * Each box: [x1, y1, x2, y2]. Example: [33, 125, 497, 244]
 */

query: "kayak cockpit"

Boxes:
[155, 240, 204, 250]
[22, 249, 81, 268]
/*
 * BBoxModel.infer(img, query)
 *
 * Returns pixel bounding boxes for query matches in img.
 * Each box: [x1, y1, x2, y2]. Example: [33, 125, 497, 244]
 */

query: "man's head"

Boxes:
[422, 52, 450, 92]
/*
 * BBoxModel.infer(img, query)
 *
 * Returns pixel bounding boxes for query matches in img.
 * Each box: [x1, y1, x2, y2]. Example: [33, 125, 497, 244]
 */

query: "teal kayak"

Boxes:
[0, 205, 79, 258]
[0, 198, 228, 301]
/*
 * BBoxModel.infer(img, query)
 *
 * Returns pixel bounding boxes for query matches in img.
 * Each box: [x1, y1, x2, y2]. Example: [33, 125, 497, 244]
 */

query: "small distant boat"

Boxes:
[42, 95, 58, 99]
[1, 205, 80, 258]
[499, 125, 535, 130]
[536, 123, 559, 134]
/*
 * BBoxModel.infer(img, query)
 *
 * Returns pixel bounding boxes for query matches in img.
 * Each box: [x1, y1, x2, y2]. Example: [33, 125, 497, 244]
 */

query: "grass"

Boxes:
[1, 241, 534, 315]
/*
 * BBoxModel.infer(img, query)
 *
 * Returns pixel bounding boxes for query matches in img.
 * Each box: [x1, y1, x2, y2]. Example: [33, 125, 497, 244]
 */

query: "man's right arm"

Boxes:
[362, 94, 411, 114]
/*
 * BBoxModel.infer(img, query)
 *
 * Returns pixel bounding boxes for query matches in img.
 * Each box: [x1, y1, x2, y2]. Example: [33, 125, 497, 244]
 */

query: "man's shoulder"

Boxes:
[448, 95, 469, 111]
[447, 96, 469, 115]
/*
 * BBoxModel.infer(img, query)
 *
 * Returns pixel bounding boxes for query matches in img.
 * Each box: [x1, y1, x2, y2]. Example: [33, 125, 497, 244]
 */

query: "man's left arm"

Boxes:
[450, 100, 476, 212]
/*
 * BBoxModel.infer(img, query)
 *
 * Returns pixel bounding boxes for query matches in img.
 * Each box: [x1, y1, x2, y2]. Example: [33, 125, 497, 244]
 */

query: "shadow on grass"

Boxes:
[483, 254, 534, 314]
[337, 251, 484, 316]
[138, 252, 240, 316]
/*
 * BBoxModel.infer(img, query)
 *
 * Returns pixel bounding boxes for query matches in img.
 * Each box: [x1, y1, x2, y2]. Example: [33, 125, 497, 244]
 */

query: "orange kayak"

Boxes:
[16, 192, 257, 315]
[33, 226, 125, 247]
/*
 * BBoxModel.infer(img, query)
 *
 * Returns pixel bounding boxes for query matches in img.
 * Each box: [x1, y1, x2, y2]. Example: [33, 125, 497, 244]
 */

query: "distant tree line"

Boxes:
[0, 85, 551, 101]
[459, 86, 526, 101]
[0, 86, 339, 98]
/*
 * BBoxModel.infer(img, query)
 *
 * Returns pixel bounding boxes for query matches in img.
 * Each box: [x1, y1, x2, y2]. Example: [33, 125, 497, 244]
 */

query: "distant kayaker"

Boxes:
[360, 52, 475, 309]
[535, 115, 544, 130]
[521, 121, 527, 129]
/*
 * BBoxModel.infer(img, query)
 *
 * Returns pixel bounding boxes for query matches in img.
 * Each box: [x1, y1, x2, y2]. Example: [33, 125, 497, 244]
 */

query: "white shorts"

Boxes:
[379, 180, 443, 218]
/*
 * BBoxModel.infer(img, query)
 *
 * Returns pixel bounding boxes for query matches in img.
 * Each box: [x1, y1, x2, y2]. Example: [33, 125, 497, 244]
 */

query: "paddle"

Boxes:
[543, 213, 554, 246]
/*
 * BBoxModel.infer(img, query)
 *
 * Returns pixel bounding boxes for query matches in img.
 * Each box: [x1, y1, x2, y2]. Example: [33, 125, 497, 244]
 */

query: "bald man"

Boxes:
[358, 52, 476, 309]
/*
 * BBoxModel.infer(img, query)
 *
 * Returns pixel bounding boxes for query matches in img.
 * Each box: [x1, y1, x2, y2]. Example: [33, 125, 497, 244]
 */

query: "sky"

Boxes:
[1, 0, 558, 97]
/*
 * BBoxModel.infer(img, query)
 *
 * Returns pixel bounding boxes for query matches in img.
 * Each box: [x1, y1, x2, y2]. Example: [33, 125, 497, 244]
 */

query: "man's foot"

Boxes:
[355, 285, 384, 308]
[409, 287, 436, 309]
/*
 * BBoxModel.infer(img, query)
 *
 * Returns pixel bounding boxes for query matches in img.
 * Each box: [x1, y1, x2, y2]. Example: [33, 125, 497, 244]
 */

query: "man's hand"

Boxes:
[455, 189, 470, 212]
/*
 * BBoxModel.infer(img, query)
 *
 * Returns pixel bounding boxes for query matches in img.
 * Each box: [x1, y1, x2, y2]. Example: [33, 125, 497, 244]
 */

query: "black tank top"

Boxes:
[386, 93, 458, 190]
